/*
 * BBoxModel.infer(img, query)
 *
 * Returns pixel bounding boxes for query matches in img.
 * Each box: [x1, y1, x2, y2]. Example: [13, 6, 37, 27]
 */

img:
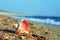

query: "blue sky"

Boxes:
[0, 0, 60, 16]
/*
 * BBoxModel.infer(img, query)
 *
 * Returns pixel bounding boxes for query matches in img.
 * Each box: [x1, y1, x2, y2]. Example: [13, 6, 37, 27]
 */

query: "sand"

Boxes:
[0, 15, 60, 40]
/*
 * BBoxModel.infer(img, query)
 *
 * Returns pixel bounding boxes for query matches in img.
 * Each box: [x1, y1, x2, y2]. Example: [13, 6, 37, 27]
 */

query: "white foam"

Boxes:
[11, 16, 60, 26]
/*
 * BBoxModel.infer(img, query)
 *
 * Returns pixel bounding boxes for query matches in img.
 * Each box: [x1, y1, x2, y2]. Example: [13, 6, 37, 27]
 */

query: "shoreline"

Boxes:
[28, 20, 60, 28]
[10, 16, 60, 28]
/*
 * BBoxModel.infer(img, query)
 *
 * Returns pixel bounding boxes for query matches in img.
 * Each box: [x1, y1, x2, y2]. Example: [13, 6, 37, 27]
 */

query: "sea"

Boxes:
[10, 16, 60, 27]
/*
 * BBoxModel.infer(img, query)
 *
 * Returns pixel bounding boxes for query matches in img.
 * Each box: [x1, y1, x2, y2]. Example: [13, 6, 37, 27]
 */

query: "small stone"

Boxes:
[32, 34, 38, 37]
[20, 36, 25, 40]
[45, 32, 48, 34]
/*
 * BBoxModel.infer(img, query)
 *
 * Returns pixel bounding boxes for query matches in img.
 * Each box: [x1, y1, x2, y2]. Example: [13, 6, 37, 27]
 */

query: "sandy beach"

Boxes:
[0, 15, 60, 40]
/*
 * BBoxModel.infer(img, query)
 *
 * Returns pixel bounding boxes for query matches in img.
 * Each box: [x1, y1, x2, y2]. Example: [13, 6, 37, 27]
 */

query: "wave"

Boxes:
[10, 16, 60, 26]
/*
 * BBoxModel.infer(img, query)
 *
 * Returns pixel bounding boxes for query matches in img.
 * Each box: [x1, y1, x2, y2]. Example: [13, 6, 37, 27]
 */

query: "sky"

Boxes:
[0, 0, 60, 16]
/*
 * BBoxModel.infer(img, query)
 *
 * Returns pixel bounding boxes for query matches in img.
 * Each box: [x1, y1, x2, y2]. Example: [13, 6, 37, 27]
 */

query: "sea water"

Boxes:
[10, 16, 60, 27]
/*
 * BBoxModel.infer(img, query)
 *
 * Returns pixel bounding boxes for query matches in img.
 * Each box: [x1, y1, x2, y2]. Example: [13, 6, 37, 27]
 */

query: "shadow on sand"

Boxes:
[0, 29, 16, 33]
